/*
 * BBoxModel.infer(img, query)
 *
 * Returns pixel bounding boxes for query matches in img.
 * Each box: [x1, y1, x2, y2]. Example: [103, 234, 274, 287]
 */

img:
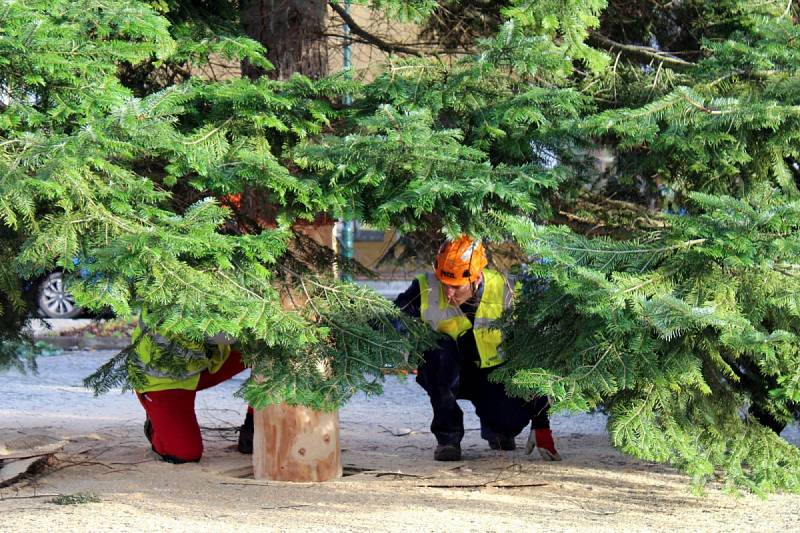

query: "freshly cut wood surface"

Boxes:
[253, 403, 341, 482]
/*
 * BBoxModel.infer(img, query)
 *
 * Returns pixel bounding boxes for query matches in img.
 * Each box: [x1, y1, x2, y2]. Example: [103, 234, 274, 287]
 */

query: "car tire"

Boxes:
[37, 272, 82, 319]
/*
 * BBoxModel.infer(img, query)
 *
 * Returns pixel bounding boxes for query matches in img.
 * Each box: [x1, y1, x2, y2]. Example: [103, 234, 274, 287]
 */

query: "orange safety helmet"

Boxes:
[434, 235, 488, 286]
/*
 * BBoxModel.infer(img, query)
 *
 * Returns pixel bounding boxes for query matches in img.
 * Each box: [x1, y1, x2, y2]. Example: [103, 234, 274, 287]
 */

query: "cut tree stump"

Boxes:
[253, 403, 341, 482]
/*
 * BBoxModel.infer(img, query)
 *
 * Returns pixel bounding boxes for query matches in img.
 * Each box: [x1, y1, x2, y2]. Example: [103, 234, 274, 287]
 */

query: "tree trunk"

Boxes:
[241, 0, 329, 80]
[252, 222, 341, 482]
[253, 404, 342, 482]
[239, 0, 337, 475]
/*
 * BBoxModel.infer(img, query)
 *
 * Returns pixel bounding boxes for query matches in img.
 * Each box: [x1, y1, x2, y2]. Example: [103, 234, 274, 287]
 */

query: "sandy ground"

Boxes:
[1, 350, 799, 532]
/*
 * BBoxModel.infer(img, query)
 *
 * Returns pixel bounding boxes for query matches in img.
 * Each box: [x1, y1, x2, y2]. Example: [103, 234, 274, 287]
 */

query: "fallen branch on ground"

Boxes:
[419, 481, 548, 489]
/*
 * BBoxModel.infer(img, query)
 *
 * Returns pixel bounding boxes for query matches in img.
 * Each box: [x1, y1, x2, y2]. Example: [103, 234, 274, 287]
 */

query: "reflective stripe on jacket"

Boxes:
[417, 269, 512, 369]
[130, 325, 232, 393]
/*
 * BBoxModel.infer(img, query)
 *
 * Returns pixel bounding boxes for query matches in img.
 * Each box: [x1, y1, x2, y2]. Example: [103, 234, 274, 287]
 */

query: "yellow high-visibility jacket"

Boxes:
[417, 269, 513, 369]
[130, 320, 232, 393]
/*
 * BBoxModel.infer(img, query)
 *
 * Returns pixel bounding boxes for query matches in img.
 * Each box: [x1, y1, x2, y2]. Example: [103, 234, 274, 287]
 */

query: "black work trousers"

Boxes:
[416, 336, 550, 446]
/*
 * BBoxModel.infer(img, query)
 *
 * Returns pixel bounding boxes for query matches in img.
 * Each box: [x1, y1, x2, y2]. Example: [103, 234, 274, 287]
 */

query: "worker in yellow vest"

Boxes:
[130, 315, 253, 463]
[395, 236, 560, 461]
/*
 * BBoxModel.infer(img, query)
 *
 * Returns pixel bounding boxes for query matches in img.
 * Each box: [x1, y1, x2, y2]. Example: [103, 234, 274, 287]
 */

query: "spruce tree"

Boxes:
[496, 0, 800, 493]
[0, 0, 550, 410]
[4, 0, 800, 493]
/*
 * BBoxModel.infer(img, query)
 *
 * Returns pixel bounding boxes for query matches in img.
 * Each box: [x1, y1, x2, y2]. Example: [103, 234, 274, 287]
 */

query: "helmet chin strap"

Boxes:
[469, 272, 484, 299]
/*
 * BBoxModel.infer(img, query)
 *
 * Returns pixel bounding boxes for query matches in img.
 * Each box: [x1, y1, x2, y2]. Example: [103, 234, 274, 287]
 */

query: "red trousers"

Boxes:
[137, 350, 249, 462]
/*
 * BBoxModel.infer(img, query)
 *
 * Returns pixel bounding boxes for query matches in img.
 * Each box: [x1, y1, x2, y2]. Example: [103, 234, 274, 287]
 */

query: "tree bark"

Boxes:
[253, 404, 342, 482]
[241, 0, 329, 80]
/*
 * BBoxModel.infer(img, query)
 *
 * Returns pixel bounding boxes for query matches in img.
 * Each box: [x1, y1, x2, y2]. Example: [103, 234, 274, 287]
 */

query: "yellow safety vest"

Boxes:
[417, 269, 513, 369]
[130, 322, 232, 393]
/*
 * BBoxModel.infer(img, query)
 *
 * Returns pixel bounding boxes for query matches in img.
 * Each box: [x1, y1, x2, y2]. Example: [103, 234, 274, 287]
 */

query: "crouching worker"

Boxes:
[395, 236, 560, 462]
[130, 316, 254, 463]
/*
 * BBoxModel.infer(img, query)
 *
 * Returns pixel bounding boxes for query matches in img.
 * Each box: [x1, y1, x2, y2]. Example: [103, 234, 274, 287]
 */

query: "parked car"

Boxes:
[36, 271, 82, 318]
[23, 258, 96, 319]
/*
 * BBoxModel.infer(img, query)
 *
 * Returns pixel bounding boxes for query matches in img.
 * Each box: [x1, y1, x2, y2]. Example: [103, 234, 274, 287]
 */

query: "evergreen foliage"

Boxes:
[309, 0, 607, 243]
[500, 191, 800, 492]
[0, 0, 438, 404]
[2, 0, 567, 407]
[498, 0, 800, 493]
[3, 0, 800, 493]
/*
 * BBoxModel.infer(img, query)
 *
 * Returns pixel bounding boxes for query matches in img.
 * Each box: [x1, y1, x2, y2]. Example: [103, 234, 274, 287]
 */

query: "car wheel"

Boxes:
[37, 272, 82, 319]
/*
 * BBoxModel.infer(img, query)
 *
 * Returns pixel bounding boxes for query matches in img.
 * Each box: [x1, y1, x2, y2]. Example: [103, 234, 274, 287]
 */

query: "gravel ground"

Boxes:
[1, 350, 799, 533]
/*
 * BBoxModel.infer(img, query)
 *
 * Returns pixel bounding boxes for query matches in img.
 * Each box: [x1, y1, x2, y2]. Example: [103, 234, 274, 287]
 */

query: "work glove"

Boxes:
[525, 427, 562, 461]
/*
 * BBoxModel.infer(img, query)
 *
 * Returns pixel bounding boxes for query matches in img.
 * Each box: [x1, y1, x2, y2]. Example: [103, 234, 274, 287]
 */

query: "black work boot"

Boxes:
[238, 411, 254, 454]
[434, 443, 461, 461]
[488, 435, 516, 451]
[143, 417, 154, 446]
